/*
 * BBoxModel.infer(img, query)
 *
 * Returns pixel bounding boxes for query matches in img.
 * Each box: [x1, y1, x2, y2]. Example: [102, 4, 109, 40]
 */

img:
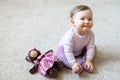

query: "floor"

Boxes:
[0, 0, 120, 80]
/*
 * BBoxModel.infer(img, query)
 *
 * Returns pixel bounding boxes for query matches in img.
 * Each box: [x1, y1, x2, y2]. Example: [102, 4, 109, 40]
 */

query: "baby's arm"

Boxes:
[84, 58, 94, 72]
[64, 44, 82, 73]
[85, 31, 95, 72]
[61, 29, 83, 73]
[62, 32, 81, 73]
[86, 31, 95, 59]
[62, 31, 76, 64]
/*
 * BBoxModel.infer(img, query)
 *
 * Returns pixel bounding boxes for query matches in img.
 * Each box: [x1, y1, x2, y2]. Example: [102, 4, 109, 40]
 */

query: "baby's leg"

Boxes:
[77, 47, 87, 64]
[78, 46, 97, 63]
[55, 46, 72, 69]
[76, 54, 86, 66]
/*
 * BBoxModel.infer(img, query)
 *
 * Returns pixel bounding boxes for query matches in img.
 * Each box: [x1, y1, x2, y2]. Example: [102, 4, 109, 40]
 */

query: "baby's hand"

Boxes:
[72, 62, 82, 73]
[84, 61, 94, 73]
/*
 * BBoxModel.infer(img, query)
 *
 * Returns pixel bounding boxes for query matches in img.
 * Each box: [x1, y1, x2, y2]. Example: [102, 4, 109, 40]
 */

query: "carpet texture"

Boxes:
[0, 0, 120, 80]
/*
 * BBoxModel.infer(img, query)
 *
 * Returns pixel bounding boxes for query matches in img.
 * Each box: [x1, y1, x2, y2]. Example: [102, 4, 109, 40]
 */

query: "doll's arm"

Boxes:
[29, 64, 38, 74]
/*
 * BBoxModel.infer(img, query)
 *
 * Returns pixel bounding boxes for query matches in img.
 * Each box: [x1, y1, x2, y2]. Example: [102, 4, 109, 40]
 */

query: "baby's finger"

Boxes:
[86, 64, 90, 69]
[90, 65, 94, 71]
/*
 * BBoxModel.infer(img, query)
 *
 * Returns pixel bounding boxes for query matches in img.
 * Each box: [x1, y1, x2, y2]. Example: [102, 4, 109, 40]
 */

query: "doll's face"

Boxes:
[26, 49, 41, 63]
[30, 51, 38, 58]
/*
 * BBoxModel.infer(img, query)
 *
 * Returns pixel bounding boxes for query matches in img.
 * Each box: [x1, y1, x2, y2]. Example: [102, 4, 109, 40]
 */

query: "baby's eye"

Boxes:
[80, 18, 85, 20]
[88, 19, 92, 20]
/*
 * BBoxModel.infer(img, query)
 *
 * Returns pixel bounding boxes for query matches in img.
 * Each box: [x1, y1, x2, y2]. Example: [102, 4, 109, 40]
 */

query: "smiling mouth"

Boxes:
[81, 26, 88, 28]
[84, 26, 90, 27]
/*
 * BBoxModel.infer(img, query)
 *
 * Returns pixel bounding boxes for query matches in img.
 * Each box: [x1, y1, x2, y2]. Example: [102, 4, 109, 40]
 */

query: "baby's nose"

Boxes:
[85, 19, 89, 23]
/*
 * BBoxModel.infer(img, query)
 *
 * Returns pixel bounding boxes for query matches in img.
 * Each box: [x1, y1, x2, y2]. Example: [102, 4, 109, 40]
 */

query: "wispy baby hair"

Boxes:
[70, 5, 92, 18]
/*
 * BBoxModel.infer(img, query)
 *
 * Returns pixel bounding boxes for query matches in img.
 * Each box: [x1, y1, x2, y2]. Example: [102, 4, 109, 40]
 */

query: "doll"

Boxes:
[25, 48, 63, 78]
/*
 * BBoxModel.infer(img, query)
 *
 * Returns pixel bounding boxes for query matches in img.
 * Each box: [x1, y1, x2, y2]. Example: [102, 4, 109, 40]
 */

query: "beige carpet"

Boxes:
[0, 0, 120, 80]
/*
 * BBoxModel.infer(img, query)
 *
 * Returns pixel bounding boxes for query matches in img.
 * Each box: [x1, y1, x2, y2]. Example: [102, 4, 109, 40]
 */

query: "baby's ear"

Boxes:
[70, 19, 74, 24]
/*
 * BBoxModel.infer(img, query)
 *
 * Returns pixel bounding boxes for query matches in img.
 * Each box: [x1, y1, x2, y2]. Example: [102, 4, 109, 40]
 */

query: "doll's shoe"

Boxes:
[29, 65, 38, 74]
[49, 68, 58, 78]
[54, 61, 64, 71]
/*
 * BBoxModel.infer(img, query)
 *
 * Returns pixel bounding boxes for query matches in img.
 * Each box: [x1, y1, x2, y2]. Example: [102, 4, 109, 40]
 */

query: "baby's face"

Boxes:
[71, 9, 93, 35]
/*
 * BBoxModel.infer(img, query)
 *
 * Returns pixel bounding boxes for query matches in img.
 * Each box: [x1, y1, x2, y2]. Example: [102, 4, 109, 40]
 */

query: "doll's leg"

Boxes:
[56, 46, 72, 69]
[48, 66, 58, 78]
[29, 64, 38, 74]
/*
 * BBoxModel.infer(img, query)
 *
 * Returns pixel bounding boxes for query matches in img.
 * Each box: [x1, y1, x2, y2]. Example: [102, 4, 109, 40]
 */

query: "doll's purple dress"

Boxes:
[33, 51, 58, 75]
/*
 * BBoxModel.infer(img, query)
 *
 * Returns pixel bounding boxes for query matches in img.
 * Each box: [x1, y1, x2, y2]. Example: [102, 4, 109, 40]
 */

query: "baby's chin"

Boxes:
[82, 27, 90, 32]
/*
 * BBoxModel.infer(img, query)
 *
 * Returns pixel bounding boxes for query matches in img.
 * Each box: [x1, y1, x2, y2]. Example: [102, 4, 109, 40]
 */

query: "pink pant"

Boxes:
[55, 46, 87, 69]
